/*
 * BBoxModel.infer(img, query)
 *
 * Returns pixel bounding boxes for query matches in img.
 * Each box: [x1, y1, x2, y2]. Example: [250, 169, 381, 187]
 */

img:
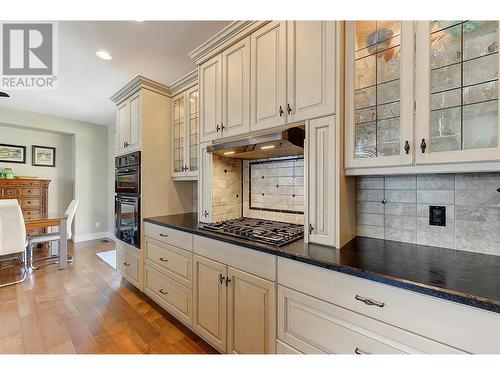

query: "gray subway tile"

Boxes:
[384, 202, 416, 216]
[416, 217, 455, 234]
[455, 189, 500, 207]
[455, 206, 500, 222]
[417, 190, 454, 205]
[385, 228, 416, 243]
[417, 231, 455, 249]
[385, 175, 416, 190]
[357, 213, 384, 226]
[385, 214, 416, 230]
[455, 172, 500, 190]
[357, 189, 384, 202]
[357, 176, 384, 190]
[455, 219, 500, 243]
[357, 224, 384, 239]
[357, 201, 384, 215]
[385, 189, 416, 203]
[417, 174, 455, 190]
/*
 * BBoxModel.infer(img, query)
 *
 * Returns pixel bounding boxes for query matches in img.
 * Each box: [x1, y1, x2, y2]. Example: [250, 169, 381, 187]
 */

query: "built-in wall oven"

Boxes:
[115, 151, 141, 248]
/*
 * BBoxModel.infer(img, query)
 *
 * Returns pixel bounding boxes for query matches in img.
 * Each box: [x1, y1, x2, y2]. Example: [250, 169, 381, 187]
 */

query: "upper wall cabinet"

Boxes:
[345, 21, 414, 169]
[251, 21, 336, 132]
[200, 54, 223, 142]
[250, 21, 288, 131]
[415, 21, 500, 165]
[172, 85, 199, 180]
[287, 21, 336, 123]
[116, 91, 141, 156]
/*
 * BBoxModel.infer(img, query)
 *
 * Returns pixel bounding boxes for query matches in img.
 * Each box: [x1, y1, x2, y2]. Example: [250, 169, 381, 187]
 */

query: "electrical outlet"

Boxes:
[429, 206, 446, 227]
[95, 221, 101, 229]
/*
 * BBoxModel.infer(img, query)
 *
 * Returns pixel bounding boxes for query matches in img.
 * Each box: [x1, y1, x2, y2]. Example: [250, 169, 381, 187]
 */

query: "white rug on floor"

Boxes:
[96, 250, 116, 270]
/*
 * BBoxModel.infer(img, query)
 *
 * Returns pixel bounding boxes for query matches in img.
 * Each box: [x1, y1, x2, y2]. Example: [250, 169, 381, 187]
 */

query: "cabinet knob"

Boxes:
[404, 141, 411, 155]
[420, 138, 427, 153]
[159, 257, 169, 262]
[219, 273, 225, 285]
[123, 262, 130, 267]
[124, 141, 129, 148]
[221, 123, 225, 131]
[204, 210, 209, 218]
[216, 124, 220, 132]
[279, 105, 284, 117]
[287, 103, 292, 115]
[308, 223, 314, 235]
[225, 277, 232, 287]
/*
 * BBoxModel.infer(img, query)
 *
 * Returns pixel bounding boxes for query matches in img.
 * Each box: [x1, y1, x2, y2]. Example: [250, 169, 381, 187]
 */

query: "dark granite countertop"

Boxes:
[144, 213, 500, 314]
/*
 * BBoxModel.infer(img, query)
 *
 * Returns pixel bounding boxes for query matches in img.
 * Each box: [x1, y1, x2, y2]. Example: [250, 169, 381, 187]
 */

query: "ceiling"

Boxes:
[0, 21, 231, 126]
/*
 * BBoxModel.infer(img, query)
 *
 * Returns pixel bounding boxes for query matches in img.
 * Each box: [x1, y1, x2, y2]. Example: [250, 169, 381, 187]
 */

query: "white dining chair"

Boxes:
[29, 199, 79, 270]
[0, 199, 28, 287]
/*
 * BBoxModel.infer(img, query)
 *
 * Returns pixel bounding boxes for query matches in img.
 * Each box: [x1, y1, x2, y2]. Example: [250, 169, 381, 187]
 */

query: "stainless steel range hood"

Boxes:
[207, 126, 305, 159]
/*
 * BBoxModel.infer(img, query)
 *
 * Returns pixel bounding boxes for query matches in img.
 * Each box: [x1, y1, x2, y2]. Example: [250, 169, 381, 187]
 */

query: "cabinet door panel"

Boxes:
[117, 101, 128, 155]
[200, 54, 222, 142]
[345, 21, 414, 169]
[416, 20, 500, 164]
[187, 86, 199, 173]
[172, 92, 186, 176]
[198, 142, 212, 223]
[251, 21, 287, 131]
[287, 21, 336, 123]
[222, 37, 251, 137]
[128, 93, 141, 151]
[193, 255, 227, 352]
[307, 116, 336, 247]
[227, 267, 276, 354]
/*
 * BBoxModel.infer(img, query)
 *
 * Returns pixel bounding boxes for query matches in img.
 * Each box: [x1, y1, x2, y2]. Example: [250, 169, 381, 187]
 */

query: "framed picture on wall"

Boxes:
[32, 145, 56, 167]
[0, 143, 26, 164]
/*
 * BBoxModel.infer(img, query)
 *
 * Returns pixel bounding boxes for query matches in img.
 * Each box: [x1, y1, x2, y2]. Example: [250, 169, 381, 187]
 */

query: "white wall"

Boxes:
[0, 106, 110, 242]
[0, 124, 74, 214]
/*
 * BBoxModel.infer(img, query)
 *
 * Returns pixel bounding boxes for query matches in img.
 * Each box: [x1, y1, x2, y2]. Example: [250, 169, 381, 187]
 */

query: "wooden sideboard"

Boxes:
[0, 178, 50, 235]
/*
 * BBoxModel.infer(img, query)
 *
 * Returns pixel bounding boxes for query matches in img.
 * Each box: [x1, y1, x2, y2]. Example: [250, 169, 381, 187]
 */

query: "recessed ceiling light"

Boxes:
[96, 50, 112, 60]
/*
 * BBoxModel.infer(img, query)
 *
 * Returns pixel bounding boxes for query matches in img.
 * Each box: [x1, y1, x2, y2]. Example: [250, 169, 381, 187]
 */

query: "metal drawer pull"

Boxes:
[219, 273, 225, 285]
[355, 347, 369, 355]
[355, 294, 385, 308]
[159, 257, 169, 262]
[123, 262, 130, 267]
[159, 233, 169, 238]
[159, 288, 168, 295]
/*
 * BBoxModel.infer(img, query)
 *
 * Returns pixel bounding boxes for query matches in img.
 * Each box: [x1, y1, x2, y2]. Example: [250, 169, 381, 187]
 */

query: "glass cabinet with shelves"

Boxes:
[171, 85, 199, 180]
[345, 21, 414, 169]
[416, 21, 500, 164]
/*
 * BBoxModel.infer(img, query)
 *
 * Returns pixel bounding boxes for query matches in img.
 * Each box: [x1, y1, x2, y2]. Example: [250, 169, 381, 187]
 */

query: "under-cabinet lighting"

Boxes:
[260, 145, 275, 150]
[224, 151, 235, 155]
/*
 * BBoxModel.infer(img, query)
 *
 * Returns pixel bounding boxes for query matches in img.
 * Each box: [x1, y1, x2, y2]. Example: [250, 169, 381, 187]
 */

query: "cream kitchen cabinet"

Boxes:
[172, 85, 199, 180]
[415, 21, 500, 165]
[116, 91, 141, 156]
[199, 54, 223, 142]
[345, 20, 500, 175]
[198, 142, 213, 223]
[251, 21, 336, 132]
[199, 37, 251, 142]
[305, 115, 336, 247]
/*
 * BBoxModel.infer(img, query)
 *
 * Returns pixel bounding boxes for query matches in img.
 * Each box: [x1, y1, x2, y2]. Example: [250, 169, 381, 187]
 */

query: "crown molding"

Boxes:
[188, 21, 270, 65]
[169, 69, 198, 97]
[110, 74, 171, 103]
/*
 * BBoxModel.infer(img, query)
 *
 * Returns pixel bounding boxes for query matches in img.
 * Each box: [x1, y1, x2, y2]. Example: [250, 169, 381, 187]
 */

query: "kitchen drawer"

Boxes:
[20, 187, 41, 197]
[278, 257, 499, 353]
[119, 248, 140, 286]
[145, 237, 192, 288]
[1, 187, 19, 198]
[279, 286, 463, 354]
[144, 222, 192, 251]
[19, 198, 41, 209]
[145, 265, 192, 326]
[24, 211, 42, 221]
[276, 340, 303, 354]
[193, 235, 276, 281]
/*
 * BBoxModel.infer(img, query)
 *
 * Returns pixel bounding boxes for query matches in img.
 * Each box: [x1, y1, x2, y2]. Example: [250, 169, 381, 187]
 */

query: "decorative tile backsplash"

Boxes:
[243, 157, 304, 224]
[211, 155, 242, 222]
[357, 173, 500, 256]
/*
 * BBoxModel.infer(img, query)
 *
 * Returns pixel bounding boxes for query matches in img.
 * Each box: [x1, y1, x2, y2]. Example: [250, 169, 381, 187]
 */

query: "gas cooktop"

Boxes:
[201, 217, 304, 247]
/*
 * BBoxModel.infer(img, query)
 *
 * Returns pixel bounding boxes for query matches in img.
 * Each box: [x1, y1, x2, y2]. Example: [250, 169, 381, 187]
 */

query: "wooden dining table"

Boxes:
[25, 213, 68, 269]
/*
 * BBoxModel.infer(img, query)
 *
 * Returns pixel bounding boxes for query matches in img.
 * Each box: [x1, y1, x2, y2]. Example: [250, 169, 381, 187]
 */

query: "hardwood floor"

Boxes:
[0, 239, 217, 354]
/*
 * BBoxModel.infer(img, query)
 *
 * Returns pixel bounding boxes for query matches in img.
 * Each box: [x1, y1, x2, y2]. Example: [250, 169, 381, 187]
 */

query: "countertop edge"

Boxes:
[143, 217, 500, 314]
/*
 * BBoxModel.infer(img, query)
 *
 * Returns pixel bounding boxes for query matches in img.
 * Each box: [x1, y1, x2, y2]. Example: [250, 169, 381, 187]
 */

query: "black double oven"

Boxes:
[115, 151, 141, 248]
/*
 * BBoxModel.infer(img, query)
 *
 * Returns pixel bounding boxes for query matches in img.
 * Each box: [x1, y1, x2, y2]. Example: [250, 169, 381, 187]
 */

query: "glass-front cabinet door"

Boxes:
[345, 21, 414, 169]
[416, 21, 500, 164]
[172, 85, 199, 180]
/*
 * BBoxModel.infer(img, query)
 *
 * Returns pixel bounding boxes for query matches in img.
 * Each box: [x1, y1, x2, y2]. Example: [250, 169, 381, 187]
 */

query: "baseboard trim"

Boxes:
[74, 231, 112, 243]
